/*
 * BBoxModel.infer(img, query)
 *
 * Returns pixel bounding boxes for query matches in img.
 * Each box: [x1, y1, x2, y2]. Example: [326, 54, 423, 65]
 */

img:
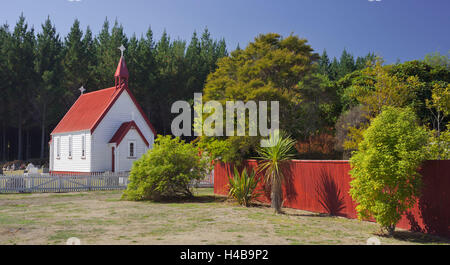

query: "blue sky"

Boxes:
[1, 0, 449, 63]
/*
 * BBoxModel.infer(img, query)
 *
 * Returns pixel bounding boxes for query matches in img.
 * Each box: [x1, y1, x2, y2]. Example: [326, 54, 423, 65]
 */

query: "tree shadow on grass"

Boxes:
[377, 230, 450, 244]
[248, 201, 334, 217]
[186, 195, 228, 203]
[285, 212, 332, 218]
[149, 194, 227, 204]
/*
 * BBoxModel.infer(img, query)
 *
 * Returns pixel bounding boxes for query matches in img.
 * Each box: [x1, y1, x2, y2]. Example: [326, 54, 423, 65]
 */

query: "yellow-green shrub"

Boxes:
[122, 135, 208, 201]
[349, 107, 428, 235]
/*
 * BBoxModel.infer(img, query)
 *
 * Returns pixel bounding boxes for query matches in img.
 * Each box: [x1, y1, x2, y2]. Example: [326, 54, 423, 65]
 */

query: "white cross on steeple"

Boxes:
[118, 44, 126, 57]
[79, 86, 86, 95]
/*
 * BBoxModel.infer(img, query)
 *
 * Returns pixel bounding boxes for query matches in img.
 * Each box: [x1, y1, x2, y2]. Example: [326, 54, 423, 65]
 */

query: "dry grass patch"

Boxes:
[0, 189, 448, 245]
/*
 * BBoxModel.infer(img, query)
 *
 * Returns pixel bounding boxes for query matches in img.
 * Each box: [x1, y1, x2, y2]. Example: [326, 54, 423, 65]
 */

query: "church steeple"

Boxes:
[115, 45, 129, 89]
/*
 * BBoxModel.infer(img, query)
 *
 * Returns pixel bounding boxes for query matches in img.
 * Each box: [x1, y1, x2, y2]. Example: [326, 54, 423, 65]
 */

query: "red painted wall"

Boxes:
[214, 160, 450, 238]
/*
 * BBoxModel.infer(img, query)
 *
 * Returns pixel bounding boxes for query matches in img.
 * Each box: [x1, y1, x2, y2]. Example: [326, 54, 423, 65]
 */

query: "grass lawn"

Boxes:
[0, 188, 448, 245]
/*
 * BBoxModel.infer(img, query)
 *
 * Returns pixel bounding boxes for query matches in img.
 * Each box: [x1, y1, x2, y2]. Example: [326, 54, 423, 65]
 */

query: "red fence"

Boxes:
[214, 160, 450, 238]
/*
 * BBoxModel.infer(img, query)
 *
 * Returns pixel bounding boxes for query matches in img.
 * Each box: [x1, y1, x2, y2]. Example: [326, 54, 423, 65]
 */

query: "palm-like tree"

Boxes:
[256, 131, 296, 214]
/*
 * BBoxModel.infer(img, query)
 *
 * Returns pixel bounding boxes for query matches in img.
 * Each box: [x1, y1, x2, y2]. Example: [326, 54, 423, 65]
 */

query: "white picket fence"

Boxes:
[0, 171, 214, 194]
[0, 172, 129, 194]
[193, 170, 214, 188]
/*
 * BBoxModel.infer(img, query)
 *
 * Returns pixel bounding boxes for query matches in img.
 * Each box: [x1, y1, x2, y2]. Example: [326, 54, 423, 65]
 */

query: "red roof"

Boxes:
[51, 87, 156, 136]
[109, 121, 150, 147]
[52, 55, 156, 137]
[115, 56, 129, 78]
[52, 87, 120, 134]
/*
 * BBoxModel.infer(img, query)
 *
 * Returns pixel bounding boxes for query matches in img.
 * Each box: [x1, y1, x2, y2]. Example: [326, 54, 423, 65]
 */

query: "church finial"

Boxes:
[118, 44, 126, 57]
[115, 44, 129, 89]
[79, 86, 86, 95]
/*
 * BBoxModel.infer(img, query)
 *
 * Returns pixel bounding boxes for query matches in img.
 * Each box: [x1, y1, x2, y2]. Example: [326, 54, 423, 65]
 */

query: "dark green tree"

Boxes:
[95, 18, 128, 88]
[318, 49, 331, 77]
[355, 52, 375, 70]
[82, 26, 98, 88]
[154, 30, 173, 134]
[297, 73, 340, 137]
[338, 49, 355, 79]
[389, 60, 450, 126]
[185, 31, 202, 95]
[135, 28, 157, 120]
[329, 57, 340, 81]
[200, 28, 215, 78]
[214, 38, 228, 65]
[0, 23, 11, 160]
[6, 15, 36, 160]
[34, 17, 64, 158]
[62, 19, 89, 106]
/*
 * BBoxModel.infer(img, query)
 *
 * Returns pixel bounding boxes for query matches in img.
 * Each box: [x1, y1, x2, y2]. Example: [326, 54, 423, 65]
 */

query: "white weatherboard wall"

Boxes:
[51, 131, 92, 172]
[91, 90, 154, 172]
[116, 129, 149, 172]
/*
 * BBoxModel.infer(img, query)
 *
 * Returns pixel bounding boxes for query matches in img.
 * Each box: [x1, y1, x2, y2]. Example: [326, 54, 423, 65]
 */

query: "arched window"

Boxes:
[129, 141, 136, 158]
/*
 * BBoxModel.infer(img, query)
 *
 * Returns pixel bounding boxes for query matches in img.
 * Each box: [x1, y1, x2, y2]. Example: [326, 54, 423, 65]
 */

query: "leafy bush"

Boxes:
[349, 107, 428, 235]
[425, 125, 450, 160]
[122, 135, 208, 201]
[228, 167, 260, 206]
[197, 137, 234, 163]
